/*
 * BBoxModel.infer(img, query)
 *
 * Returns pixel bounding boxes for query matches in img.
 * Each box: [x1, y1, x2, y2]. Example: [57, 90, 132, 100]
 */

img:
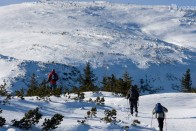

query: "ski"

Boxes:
[129, 113, 140, 126]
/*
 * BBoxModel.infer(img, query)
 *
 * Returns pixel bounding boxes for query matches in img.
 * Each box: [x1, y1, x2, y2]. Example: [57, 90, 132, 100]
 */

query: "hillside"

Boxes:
[0, 1, 196, 91]
[0, 92, 196, 131]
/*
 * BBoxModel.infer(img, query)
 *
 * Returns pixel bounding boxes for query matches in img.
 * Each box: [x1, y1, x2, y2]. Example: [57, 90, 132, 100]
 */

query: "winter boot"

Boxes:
[159, 128, 163, 131]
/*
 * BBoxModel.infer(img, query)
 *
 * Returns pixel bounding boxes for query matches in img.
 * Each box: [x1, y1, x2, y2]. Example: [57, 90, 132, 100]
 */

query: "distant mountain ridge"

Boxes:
[0, 1, 196, 91]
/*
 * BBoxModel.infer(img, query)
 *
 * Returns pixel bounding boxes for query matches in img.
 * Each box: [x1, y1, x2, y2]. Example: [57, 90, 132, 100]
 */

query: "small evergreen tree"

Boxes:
[95, 97, 105, 105]
[15, 88, 25, 100]
[36, 87, 51, 100]
[51, 87, 63, 97]
[39, 79, 48, 88]
[95, 96, 100, 103]
[26, 73, 38, 96]
[1, 94, 12, 105]
[101, 109, 117, 123]
[90, 107, 97, 117]
[29, 73, 38, 89]
[0, 81, 7, 96]
[87, 111, 91, 118]
[70, 86, 79, 94]
[42, 114, 64, 131]
[12, 107, 42, 130]
[114, 78, 124, 94]
[79, 62, 97, 91]
[77, 119, 86, 125]
[100, 97, 105, 105]
[181, 69, 192, 92]
[77, 92, 85, 101]
[0, 108, 6, 127]
[87, 107, 97, 118]
[102, 74, 116, 92]
[122, 71, 133, 95]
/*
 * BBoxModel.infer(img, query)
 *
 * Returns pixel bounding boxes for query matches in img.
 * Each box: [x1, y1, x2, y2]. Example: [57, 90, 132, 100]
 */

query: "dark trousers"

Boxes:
[129, 99, 138, 114]
[157, 118, 164, 131]
[50, 83, 57, 90]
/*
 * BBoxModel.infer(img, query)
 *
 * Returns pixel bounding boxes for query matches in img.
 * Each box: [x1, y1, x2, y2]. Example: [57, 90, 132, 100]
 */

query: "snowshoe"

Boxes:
[131, 119, 141, 126]
[133, 119, 140, 124]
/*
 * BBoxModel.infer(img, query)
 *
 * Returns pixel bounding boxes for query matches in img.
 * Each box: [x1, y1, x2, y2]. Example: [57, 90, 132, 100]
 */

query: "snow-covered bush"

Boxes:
[87, 107, 97, 118]
[42, 113, 64, 131]
[12, 107, 42, 130]
[0, 108, 6, 127]
[101, 109, 117, 123]
[95, 96, 105, 105]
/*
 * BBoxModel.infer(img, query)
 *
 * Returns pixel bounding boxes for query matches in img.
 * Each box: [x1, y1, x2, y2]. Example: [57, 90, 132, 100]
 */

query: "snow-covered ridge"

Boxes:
[0, 1, 196, 90]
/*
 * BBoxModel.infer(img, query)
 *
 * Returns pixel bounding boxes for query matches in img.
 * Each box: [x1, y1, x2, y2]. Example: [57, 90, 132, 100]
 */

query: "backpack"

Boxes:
[129, 88, 139, 100]
[155, 103, 163, 113]
[51, 73, 58, 81]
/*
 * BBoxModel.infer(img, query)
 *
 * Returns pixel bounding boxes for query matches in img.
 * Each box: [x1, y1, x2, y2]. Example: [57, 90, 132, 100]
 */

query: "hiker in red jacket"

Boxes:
[47, 69, 59, 90]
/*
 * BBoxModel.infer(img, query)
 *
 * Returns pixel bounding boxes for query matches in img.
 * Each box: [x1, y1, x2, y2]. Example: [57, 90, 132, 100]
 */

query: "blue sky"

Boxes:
[0, 0, 196, 6]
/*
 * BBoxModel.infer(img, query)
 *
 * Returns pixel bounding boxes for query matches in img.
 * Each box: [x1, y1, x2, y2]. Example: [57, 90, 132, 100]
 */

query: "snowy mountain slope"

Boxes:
[0, 1, 196, 91]
[0, 92, 196, 131]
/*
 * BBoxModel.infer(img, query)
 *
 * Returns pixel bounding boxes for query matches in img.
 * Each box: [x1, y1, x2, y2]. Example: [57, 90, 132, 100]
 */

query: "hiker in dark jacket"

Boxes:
[47, 69, 59, 90]
[152, 103, 168, 131]
[127, 86, 139, 117]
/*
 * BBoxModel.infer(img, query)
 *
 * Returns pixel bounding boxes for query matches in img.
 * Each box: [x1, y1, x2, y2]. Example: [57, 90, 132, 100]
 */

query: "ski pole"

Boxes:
[151, 114, 153, 127]
[137, 99, 139, 107]
[127, 99, 129, 115]
[165, 115, 167, 131]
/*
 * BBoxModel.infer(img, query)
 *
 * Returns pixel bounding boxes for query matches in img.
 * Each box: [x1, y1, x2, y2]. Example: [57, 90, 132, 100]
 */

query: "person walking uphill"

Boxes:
[127, 86, 139, 117]
[47, 69, 59, 90]
[152, 103, 168, 131]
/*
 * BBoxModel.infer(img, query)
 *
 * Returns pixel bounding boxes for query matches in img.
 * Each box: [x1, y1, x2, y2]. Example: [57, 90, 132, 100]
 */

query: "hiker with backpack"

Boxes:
[126, 86, 139, 117]
[47, 69, 59, 90]
[152, 103, 168, 131]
